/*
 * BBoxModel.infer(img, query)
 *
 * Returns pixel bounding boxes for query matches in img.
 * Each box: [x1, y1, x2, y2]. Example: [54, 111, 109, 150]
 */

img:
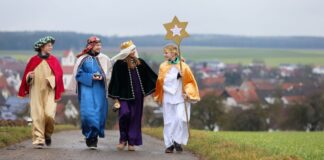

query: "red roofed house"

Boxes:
[201, 75, 225, 88]
[61, 50, 76, 89]
[199, 88, 224, 98]
[281, 82, 303, 91]
[0, 75, 15, 100]
[225, 86, 258, 109]
[224, 79, 277, 109]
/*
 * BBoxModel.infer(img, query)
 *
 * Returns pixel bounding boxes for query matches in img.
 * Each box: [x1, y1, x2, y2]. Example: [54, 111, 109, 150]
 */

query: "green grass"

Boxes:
[143, 128, 324, 160]
[0, 125, 77, 148]
[2, 47, 324, 66]
[137, 47, 324, 66]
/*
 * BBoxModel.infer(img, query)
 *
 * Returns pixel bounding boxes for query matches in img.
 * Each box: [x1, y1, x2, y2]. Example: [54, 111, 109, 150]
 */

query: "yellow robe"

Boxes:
[28, 60, 56, 145]
[154, 61, 200, 104]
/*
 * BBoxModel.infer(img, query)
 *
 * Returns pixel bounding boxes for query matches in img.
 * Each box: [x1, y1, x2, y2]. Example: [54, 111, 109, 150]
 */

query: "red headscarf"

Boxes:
[76, 36, 101, 58]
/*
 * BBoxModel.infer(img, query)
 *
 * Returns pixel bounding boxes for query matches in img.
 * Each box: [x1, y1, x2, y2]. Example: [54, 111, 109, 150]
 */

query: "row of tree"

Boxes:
[143, 90, 324, 131]
[1, 31, 324, 50]
[189, 92, 324, 131]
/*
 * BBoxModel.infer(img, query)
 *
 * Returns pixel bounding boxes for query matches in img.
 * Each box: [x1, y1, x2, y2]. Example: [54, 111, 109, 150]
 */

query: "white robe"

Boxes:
[162, 66, 190, 148]
[68, 53, 112, 94]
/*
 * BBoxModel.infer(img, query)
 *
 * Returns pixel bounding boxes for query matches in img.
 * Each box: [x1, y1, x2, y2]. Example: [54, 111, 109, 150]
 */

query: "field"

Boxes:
[143, 127, 324, 160]
[1, 47, 324, 66]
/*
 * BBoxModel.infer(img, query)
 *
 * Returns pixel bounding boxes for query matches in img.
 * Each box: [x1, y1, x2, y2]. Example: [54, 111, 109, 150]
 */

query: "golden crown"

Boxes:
[120, 40, 134, 50]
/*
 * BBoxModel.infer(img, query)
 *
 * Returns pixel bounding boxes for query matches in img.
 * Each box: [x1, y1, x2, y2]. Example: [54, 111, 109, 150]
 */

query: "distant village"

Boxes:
[0, 51, 78, 124]
[1, 50, 324, 125]
[191, 60, 324, 108]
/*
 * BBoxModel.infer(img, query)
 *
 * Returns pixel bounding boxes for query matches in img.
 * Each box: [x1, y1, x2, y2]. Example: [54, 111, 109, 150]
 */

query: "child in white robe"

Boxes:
[154, 44, 200, 153]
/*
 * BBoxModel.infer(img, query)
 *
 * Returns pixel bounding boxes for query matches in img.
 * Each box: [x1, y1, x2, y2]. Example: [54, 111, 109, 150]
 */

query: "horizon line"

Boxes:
[1, 30, 324, 38]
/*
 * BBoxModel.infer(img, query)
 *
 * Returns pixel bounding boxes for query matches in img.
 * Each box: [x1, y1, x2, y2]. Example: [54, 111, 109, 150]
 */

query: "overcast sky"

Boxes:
[1, 0, 324, 36]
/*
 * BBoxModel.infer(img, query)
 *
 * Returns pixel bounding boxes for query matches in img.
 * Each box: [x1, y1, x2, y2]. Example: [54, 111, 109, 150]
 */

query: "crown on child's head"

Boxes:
[120, 40, 134, 50]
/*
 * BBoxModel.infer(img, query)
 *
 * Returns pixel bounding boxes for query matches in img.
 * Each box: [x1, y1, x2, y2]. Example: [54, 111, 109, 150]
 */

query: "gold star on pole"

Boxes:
[163, 16, 191, 139]
[163, 16, 189, 45]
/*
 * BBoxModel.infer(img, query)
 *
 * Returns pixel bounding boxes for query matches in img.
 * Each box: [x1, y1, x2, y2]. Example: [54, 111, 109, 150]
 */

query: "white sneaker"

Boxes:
[89, 146, 97, 150]
[33, 144, 44, 149]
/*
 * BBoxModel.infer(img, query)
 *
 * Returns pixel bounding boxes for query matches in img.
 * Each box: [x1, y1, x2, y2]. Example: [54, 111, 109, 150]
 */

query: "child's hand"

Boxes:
[183, 93, 188, 100]
[93, 74, 102, 80]
[93, 76, 102, 80]
[113, 100, 120, 112]
[153, 96, 162, 106]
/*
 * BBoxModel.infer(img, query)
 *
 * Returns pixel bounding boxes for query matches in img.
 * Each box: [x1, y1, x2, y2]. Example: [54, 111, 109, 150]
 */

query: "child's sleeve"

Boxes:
[153, 64, 163, 105]
[76, 63, 93, 87]
[183, 65, 200, 102]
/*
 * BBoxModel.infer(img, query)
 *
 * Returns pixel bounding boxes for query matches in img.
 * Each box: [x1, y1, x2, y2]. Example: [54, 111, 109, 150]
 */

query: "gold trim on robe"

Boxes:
[154, 61, 200, 104]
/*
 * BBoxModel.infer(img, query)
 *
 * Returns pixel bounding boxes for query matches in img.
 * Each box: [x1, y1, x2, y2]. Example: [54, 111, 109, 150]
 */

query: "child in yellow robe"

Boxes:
[18, 36, 64, 149]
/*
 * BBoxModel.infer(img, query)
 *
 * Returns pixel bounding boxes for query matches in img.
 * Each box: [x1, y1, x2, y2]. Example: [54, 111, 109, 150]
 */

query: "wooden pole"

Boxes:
[177, 43, 191, 138]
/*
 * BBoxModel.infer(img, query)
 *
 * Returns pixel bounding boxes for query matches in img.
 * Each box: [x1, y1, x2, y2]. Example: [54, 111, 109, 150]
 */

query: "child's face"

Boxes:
[92, 43, 102, 53]
[41, 43, 53, 54]
[129, 49, 136, 58]
[164, 49, 175, 60]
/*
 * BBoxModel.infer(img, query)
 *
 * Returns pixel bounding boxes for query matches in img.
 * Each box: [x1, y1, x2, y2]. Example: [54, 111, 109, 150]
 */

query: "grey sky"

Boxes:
[1, 0, 324, 36]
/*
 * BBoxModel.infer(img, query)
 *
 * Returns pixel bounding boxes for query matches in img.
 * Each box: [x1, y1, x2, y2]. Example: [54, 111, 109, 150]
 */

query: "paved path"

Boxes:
[0, 130, 198, 160]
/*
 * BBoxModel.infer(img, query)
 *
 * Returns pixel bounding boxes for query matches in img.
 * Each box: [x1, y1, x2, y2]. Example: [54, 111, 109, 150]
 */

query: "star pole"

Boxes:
[163, 16, 191, 138]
